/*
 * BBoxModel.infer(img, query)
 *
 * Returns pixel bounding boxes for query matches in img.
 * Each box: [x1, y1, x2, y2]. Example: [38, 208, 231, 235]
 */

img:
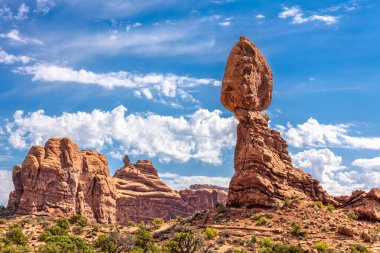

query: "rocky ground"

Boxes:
[0, 199, 379, 252]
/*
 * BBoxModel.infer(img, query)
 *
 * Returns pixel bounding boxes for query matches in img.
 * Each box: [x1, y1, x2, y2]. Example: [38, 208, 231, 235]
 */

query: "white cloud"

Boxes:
[292, 148, 379, 196]
[16, 64, 220, 104]
[160, 172, 230, 190]
[0, 155, 13, 162]
[0, 170, 13, 206]
[255, 14, 265, 19]
[5, 106, 237, 164]
[277, 118, 380, 150]
[352, 157, 380, 171]
[0, 5, 13, 20]
[126, 22, 142, 32]
[15, 3, 29, 20]
[0, 49, 32, 64]
[218, 21, 230, 27]
[36, 0, 55, 15]
[0, 29, 42, 45]
[279, 6, 338, 25]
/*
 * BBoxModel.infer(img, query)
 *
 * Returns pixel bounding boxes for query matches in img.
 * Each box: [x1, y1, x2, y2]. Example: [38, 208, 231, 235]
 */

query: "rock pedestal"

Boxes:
[221, 36, 332, 207]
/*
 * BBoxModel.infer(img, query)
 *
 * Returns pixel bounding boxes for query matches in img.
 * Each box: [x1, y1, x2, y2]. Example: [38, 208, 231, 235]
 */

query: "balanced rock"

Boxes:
[7, 138, 117, 223]
[221, 36, 273, 114]
[221, 36, 333, 207]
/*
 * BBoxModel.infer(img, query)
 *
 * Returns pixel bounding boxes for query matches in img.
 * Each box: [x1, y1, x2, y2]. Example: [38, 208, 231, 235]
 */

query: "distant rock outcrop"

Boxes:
[221, 36, 333, 208]
[7, 139, 228, 223]
[179, 185, 228, 212]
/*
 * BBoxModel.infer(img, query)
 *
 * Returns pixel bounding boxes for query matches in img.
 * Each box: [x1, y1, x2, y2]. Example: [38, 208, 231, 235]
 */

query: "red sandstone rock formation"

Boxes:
[7, 138, 117, 223]
[113, 157, 192, 223]
[339, 189, 380, 220]
[221, 36, 333, 208]
[7, 139, 228, 223]
[179, 185, 228, 212]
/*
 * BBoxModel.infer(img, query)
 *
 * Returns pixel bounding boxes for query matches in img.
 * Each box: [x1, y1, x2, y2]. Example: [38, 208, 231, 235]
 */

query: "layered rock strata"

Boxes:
[8, 138, 227, 223]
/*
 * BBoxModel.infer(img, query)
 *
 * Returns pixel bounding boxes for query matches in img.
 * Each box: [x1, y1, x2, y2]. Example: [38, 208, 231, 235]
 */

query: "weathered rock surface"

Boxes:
[8, 138, 117, 223]
[221, 36, 333, 208]
[221, 36, 273, 114]
[339, 189, 380, 221]
[179, 185, 228, 212]
[8, 139, 228, 223]
[113, 157, 192, 223]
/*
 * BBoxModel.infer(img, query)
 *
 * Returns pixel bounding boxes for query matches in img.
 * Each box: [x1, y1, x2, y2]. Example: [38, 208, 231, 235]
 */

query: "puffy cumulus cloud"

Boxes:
[0, 3, 29, 21]
[16, 64, 220, 105]
[279, 6, 338, 25]
[0, 170, 13, 206]
[0, 29, 42, 45]
[292, 148, 380, 196]
[5, 106, 237, 164]
[352, 157, 380, 172]
[277, 118, 380, 150]
[0, 49, 32, 64]
[160, 172, 230, 190]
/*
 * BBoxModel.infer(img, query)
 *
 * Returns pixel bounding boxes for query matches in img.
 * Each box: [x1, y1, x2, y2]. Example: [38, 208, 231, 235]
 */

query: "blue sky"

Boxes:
[0, 0, 379, 204]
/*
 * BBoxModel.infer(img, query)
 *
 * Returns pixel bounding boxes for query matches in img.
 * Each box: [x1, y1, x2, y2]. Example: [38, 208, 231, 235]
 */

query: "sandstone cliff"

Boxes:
[8, 139, 227, 223]
[7, 138, 117, 223]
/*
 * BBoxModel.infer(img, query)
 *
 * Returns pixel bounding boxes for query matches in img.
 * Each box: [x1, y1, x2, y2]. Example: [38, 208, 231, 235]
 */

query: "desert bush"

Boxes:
[55, 218, 69, 230]
[91, 223, 100, 233]
[347, 211, 358, 220]
[36, 235, 93, 253]
[151, 218, 164, 228]
[256, 217, 271, 226]
[3, 223, 28, 246]
[313, 201, 324, 209]
[314, 241, 334, 253]
[232, 247, 248, 253]
[134, 229, 156, 252]
[327, 204, 335, 212]
[0, 218, 6, 224]
[39, 224, 69, 241]
[349, 244, 371, 253]
[94, 229, 136, 253]
[290, 222, 308, 237]
[283, 199, 292, 207]
[220, 230, 231, 238]
[258, 237, 304, 253]
[251, 235, 257, 243]
[69, 214, 88, 227]
[161, 230, 207, 253]
[215, 202, 226, 214]
[0, 245, 29, 253]
[233, 238, 245, 246]
[203, 227, 219, 240]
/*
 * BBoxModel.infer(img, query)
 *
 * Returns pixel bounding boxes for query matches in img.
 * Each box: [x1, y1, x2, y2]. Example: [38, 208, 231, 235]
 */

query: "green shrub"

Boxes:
[256, 217, 271, 226]
[162, 230, 205, 253]
[203, 227, 219, 240]
[258, 239, 304, 253]
[3, 223, 28, 246]
[349, 244, 370, 253]
[220, 230, 231, 238]
[233, 238, 245, 246]
[290, 222, 308, 237]
[39, 224, 68, 241]
[260, 238, 273, 248]
[94, 230, 136, 253]
[327, 204, 335, 213]
[55, 218, 69, 230]
[313, 201, 324, 209]
[215, 202, 226, 214]
[0, 245, 29, 253]
[232, 247, 248, 253]
[68, 214, 88, 227]
[134, 229, 155, 252]
[151, 218, 164, 228]
[284, 199, 292, 206]
[347, 211, 358, 220]
[314, 241, 334, 253]
[36, 235, 93, 253]
[251, 235, 257, 243]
